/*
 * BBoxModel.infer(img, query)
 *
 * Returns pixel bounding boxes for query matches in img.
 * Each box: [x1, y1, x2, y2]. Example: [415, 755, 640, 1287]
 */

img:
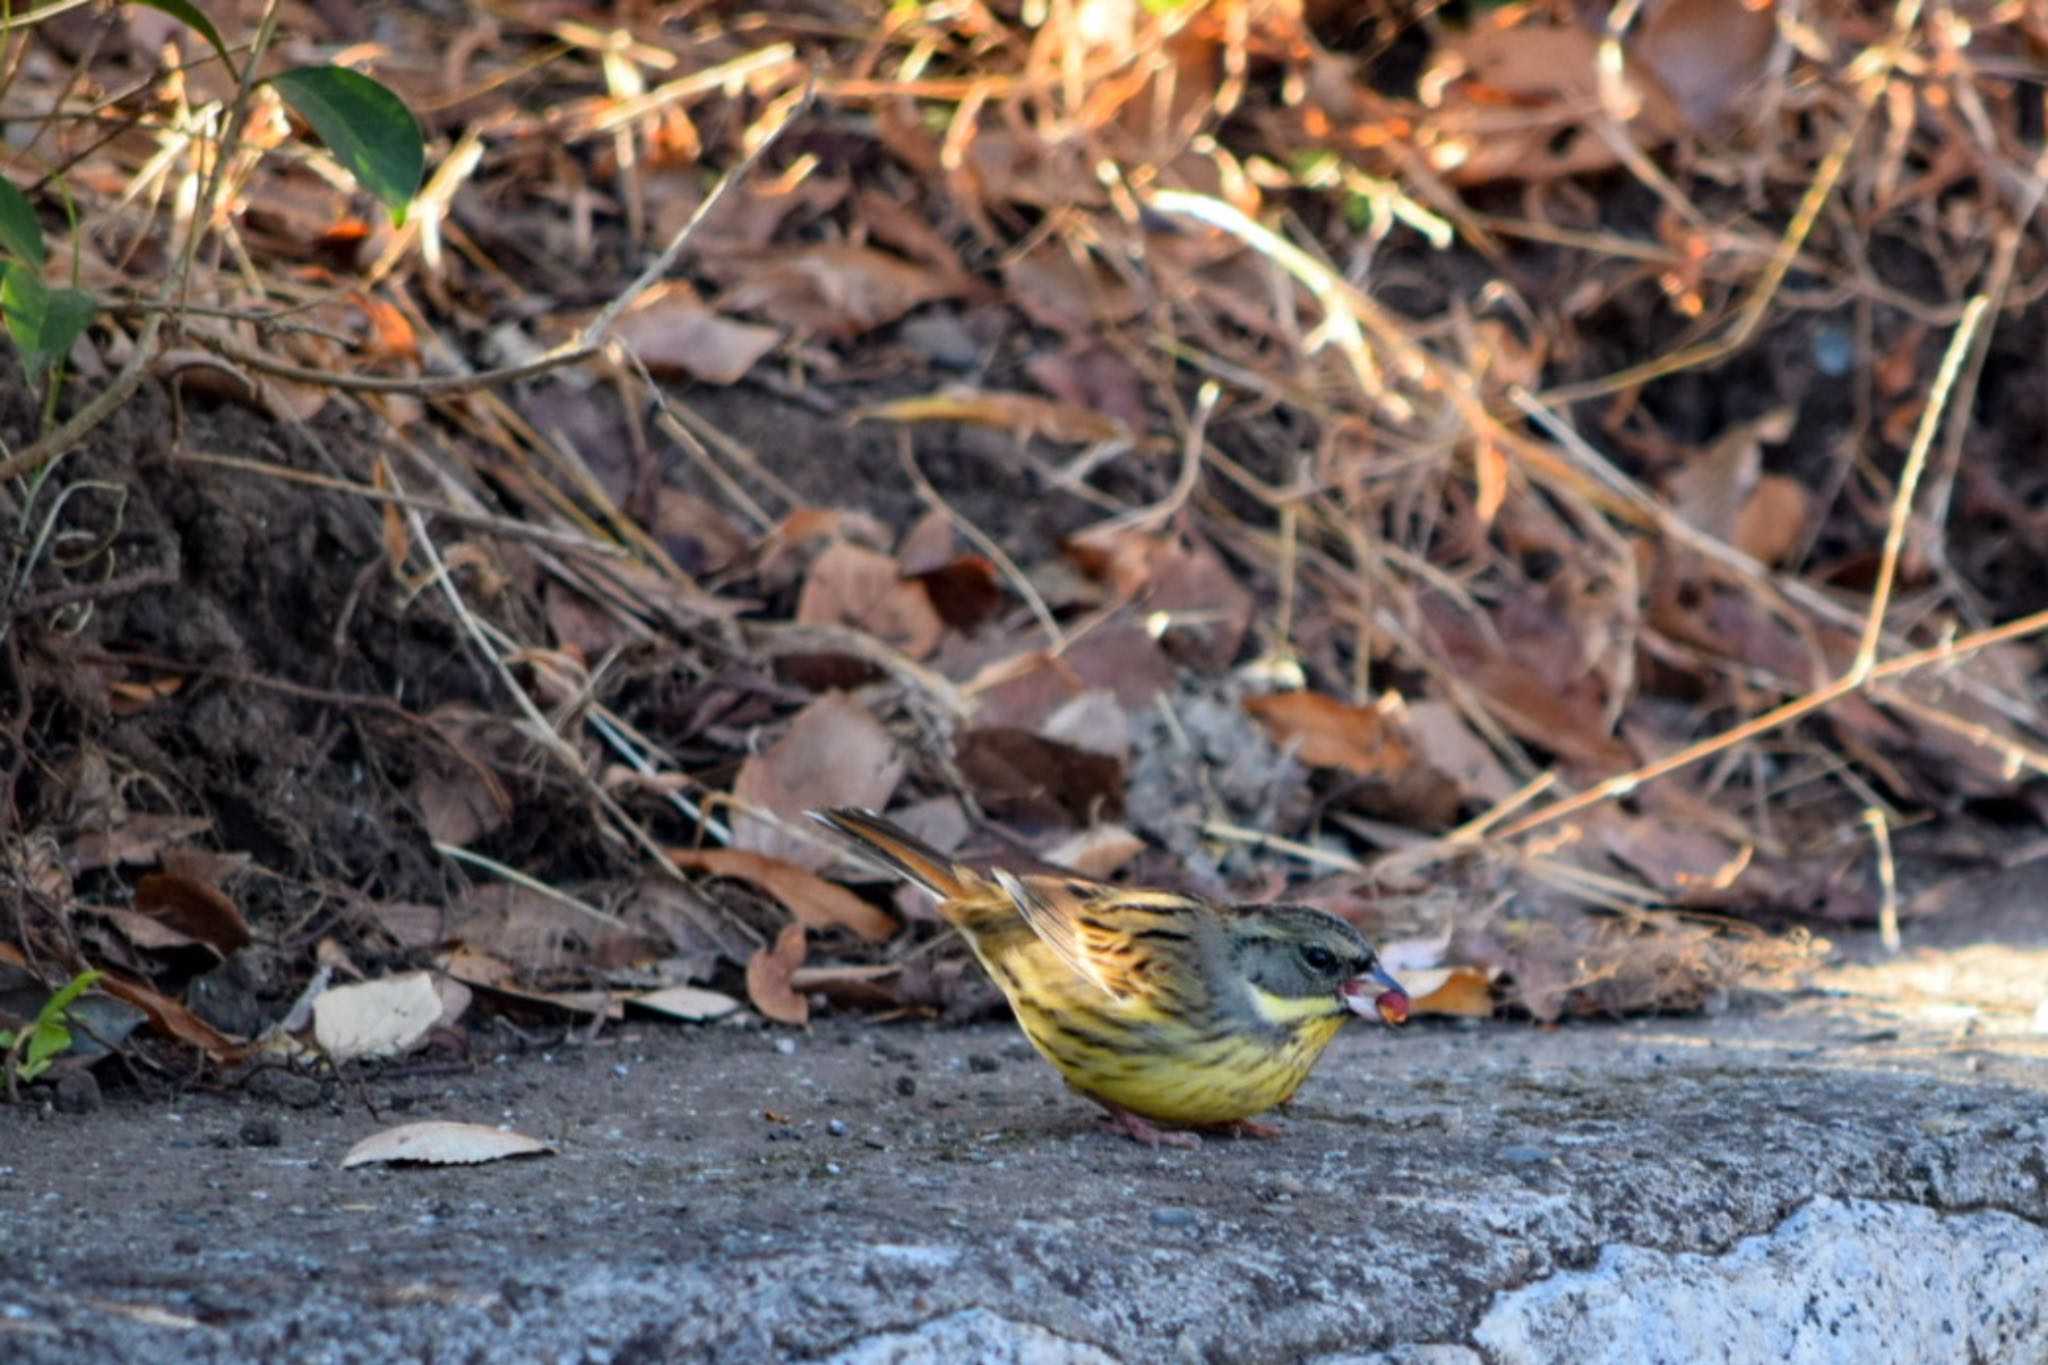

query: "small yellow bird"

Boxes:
[811, 807, 1409, 1148]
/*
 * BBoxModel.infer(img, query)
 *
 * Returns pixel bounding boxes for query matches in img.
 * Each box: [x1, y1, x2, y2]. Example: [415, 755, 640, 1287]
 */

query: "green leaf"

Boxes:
[39, 969, 102, 1022]
[24, 1020, 70, 1072]
[0, 178, 44, 267]
[1, 263, 96, 375]
[129, 0, 235, 77]
[268, 66, 423, 224]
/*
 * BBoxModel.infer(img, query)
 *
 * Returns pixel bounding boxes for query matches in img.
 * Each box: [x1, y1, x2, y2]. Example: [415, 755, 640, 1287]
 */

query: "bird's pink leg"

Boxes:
[1089, 1098, 1203, 1149]
[1197, 1116, 1285, 1140]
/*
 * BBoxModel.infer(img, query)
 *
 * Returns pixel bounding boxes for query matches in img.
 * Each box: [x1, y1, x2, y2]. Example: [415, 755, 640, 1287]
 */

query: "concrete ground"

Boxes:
[1, 943, 2045, 1364]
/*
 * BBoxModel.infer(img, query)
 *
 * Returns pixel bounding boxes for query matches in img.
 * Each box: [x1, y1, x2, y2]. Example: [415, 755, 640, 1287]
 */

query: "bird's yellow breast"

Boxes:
[953, 917, 1349, 1124]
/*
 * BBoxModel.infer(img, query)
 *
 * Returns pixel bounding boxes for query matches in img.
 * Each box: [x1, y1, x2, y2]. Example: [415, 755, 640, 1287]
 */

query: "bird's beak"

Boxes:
[1341, 965, 1411, 1025]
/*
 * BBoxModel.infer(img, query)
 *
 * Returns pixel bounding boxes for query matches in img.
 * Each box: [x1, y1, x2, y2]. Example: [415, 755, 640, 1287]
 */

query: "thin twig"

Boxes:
[434, 842, 622, 927]
[897, 432, 1065, 649]
[1851, 295, 1988, 679]
[581, 72, 817, 347]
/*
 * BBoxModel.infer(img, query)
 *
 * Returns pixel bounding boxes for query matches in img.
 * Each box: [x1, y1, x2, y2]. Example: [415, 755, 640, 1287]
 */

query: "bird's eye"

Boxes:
[1300, 944, 1338, 973]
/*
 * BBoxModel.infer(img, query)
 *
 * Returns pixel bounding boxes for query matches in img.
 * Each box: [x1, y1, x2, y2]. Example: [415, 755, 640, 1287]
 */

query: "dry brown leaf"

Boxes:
[1025, 345, 1149, 434]
[956, 727, 1123, 827]
[1041, 824, 1147, 880]
[669, 847, 896, 940]
[786, 963, 905, 1011]
[435, 947, 621, 1019]
[732, 693, 904, 870]
[859, 388, 1128, 445]
[1244, 692, 1416, 777]
[90, 906, 200, 952]
[797, 541, 945, 659]
[710, 244, 952, 339]
[106, 674, 185, 717]
[444, 884, 601, 970]
[630, 985, 744, 1021]
[1066, 533, 1252, 668]
[746, 923, 809, 1025]
[612, 285, 782, 384]
[1403, 966, 1495, 1018]
[655, 489, 752, 576]
[913, 557, 1005, 633]
[1734, 475, 1808, 566]
[95, 971, 244, 1062]
[1632, 0, 1777, 131]
[1003, 242, 1144, 333]
[1399, 701, 1519, 805]
[1041, 689, 1131, 762]
[131, 872, 251, 955]
[341, 1121, 555, 1169]
[311, 972, 443, 1063]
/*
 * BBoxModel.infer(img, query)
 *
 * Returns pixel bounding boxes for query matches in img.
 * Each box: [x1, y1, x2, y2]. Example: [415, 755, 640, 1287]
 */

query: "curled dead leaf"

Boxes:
[746, 923, 809, 1024]
[132, 872, 252, 955]
[669, 847, 896, 940]
[732, 693, 905, 870]
[797, 541, 945, 659]
[95, 971, 244, 1062]
[1244, 691, 1414, 777]
[612, 284, 782, 384]
[710, 243, 952, 339]
[311, 972, 445, 1062]
[341, 1121, 556, 1169]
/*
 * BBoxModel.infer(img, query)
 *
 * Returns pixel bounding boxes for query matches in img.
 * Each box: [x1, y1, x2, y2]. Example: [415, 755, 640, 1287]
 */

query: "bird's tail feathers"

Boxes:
[808, 807, 975, 902]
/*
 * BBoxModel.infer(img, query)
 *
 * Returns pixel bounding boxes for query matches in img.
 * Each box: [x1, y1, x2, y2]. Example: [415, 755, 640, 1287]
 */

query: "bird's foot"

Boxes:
[1196, 1116, 1285, 1140]
[1094, 1102, 1202, 1149]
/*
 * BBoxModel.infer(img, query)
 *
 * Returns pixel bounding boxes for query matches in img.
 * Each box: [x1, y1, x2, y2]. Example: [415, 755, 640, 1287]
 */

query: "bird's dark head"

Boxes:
[1229, 906, 1410, 1027]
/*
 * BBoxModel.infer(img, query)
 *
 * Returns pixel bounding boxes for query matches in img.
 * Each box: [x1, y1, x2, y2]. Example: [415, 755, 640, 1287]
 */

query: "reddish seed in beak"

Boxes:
[1376, 987, 1411, 1026]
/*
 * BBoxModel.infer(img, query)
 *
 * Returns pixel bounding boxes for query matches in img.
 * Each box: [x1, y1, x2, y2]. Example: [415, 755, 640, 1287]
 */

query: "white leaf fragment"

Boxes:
[341, 1121, 556, 1169]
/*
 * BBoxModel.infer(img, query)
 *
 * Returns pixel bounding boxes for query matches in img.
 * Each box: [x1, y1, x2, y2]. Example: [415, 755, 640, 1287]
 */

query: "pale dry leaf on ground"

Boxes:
[412, 760, 513, 847]
[1041, 689, 1132, 762]
[732, 693, 904, 869]
[709, 243, 954, 339]
[1398, 700, 1520, 805]
[630, 984, 744, 1021]
[340, 1121, 556, 1169]
[1631, 0, 1778, 131]
[746, 923, 810, 1025]
[797, 541, 945, 659]
[311, 972, 446, 1063]
[1040, 824, 1147, 880]
[669, 847, 896, 940]
[1243, 691, 1416, 777]
[612, 285, 783, 384]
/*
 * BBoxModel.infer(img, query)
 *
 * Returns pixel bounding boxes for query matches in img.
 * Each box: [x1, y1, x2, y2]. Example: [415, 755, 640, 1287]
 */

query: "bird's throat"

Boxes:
[1248, 985, 1347, 1028]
